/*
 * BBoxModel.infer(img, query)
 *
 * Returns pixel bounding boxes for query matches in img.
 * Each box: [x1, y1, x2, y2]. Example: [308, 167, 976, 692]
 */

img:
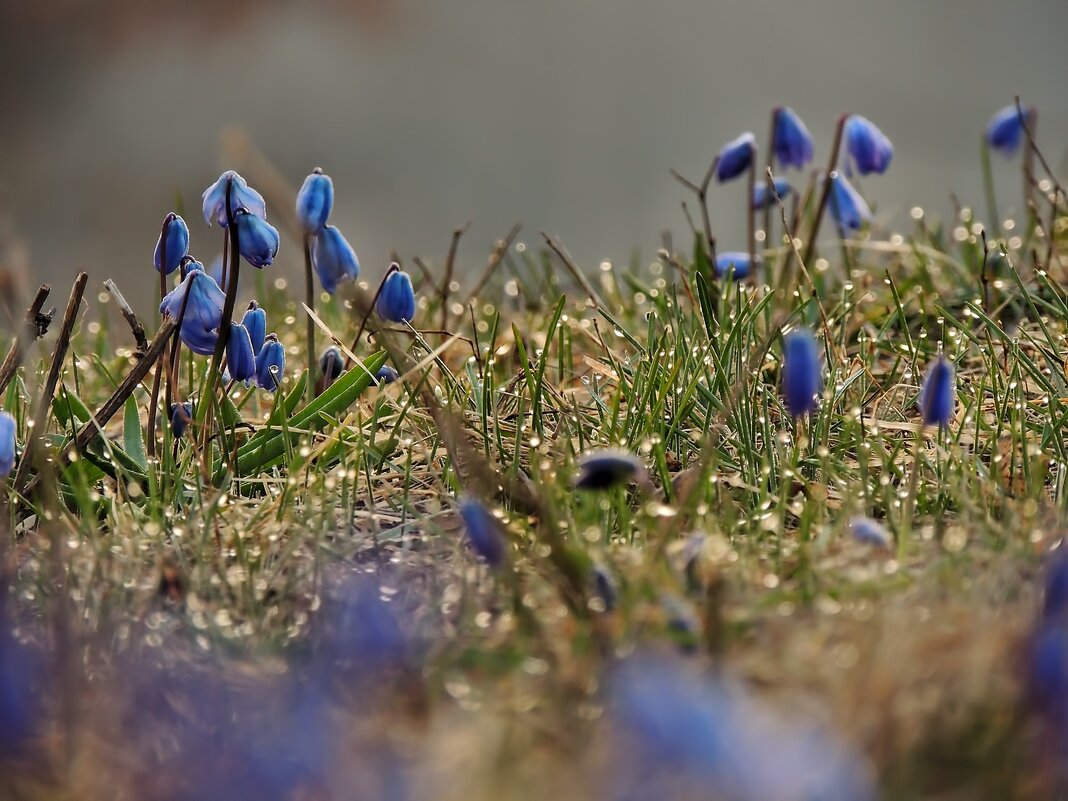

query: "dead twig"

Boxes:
[0, 284, 54, 396]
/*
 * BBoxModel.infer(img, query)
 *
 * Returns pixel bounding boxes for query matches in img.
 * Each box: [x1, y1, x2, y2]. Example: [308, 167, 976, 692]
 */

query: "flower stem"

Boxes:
[980, 136, 1001, 238]
[798, 113, 847, 272]
[146, 215, 173, 459]
[303, 233, 315, 403]
[762, 107, 778, 264]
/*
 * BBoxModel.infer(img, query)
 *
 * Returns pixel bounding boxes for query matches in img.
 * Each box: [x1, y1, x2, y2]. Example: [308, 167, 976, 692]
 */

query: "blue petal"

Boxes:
[226, 323, 257, 383]
[752, 178, 794, 210]
[202, 170, 267, 228]
[458, 498, 507, 567]
[773, 107, 814, 169]
[153, 213, 190, 275]
[713, 252, 753, 280]
[781, 328, 822, 417]
[254, 337, 286, 392]
[714, 132, 756, 183]
[375, 270, 416, 323]
[844, 115, 893, 176]
[0, 412, 16, 477]
[311, 225, 360, 293]
[986, 104, 1030, 156]
[295, 170, 334, 235]
[234, 210, 280, 268]
[241, 302, 267, 353]
[918, 355, 955, 427]
[828, 172, 872, 232]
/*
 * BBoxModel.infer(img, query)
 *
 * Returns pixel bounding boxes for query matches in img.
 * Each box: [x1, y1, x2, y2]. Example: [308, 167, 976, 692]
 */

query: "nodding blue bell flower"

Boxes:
[576, 449, 646, 491]
[170, 402, 193, 440]
[713, 252, 754, 280]
[844, 114, 893, 176]
[159, 265, 226, 356]
[0, 411, 16, 477]
[849, 517, 891, 549]
[375, 365, 400, 384]
[828, 172, 872, 232]
[311, 225, 360, 294]
[202, 170, 267, 228]
[241, 301, 266, 354]
[714, 132, 756, 183]
[751, 178, 794, 210]
[233, 208, 279, 269]
[986, 104, 1032, 156]
[772, 106, 814, 169]
[376, 269, 416, 323]
[226, 322, 256, 383]
[153, 213, 190, 275]
[254, 334, 286, 392]
[315, 345, 345, 395]
[918, 354, 955, 427]
[781, 328, 822, 418]
[296, 168, 334, 235]
[458, 498, 507, 568]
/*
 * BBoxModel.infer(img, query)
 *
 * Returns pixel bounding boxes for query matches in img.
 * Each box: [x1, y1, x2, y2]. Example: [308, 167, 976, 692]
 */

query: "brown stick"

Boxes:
[440, 221, 471, 329]
[104, 279, 148, 354]
[461, 222, 523, 307]
[540, 232, 605, 309]
[798, 113, 848, 273]
[0, 284, 53, 397]
[14, 273, 88, 492]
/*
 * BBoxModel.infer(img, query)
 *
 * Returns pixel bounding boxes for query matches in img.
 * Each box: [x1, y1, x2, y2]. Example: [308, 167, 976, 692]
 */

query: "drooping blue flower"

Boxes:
[986, 104, 1031, 156]
[714, 132, 756, 183]
[376, 269, 417, 323]
[849, 516, 891, 549]
[828, 172, 872, 231]
[713, 251, 754, 280]
[202, 170, 267, 228]
[752, 178, 794, 210]
[295, 168, 334, 235]
[844, 114, 893, 175]
[311, 225, 360, 294]
[918, 354, 955, 427]
[375, 365, 400, 384]
[153, 213, 190, 275]
[170, 401, 193, 439]
[232, 208, 279, 269]
[575, 448, 645, 490]
[159, 265, 226, 356]
[254, 334, 286, 392]
[226, 322, 256, 383]
[781, 328, 822, 418]
[772, 106, 814, 169]
[319, 346, 344, 386]
[0, 411, 15, 477]
[458, 498, 507, 568]
[241, 301, 266, 354]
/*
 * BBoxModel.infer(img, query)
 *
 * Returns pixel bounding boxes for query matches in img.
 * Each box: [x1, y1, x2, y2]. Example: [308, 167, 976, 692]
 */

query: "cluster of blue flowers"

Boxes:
[297, 168, 362, 295]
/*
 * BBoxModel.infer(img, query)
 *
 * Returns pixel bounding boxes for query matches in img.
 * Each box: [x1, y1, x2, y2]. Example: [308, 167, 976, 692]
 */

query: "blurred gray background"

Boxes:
[0, 0, 1065, 312]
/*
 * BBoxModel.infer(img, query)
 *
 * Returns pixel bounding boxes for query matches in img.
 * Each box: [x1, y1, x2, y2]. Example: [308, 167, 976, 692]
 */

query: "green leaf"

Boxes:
[123, 397, 148, 470]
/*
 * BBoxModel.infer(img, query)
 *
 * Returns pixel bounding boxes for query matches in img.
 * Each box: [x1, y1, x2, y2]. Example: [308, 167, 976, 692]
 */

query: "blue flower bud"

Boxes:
[254, 334, 286, 392]
[295, 168, 334, 235]
[241, 301, 266, 354]
[751, 178, 794, 210]
[315, 345, 344, 395]
[575, 449, 645, 490]
[714, 132, 756, 183]
[458, 498, 507, 568]
[153, 213, 190, 275]
[170, 401, 193, 439]
[159, 266, 226, 356]
[226, 322, 256, 383]
[781, 328, 822, 418]
[0, 411, 16, 477]
[713, 252, 754, 280]
[844, 114, 893, 176]
[311, 225, 360, 294]
[233, 208, 279, 269]
[986, 104, 1032, 156]
[376, 365, 400, 384]
[828, 172, 872, 232]
[918, 354, 954, 427]
[848, 516, 890, 549]
[376, 269, 417, 323]
[202, 170, 267, 228]
[772, 107, 814, 169]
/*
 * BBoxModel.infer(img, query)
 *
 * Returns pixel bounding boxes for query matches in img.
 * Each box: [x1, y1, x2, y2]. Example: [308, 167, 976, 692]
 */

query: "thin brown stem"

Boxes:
[762, 107, 779, 258]
[0, 285, 53, 397]
[344, 262, 400, 369]
[303, 232, 315, 402]
[798, 113, 848, 272]
[461, 222, 523, 307]
[540, 232, 605, 308]
[440, 221, 471, 330]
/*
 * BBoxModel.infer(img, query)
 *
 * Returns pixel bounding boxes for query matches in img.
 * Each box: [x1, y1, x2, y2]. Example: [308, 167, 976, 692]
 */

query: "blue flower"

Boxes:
[772, 107, 814, 169]
[752, 178, 794, 210]
[170, 401, 193, 439]
[376, 269, 416, 323]
[153, 213, 190, 275]
[226, 322, 256, 383]
[319, 346, 344, 387]
[375, 365, 400, 384]
[254, 334, 286, 391]
[311, 225, 360, 294]
[844, 114, 893, 175]
[713, 251, 754, 280]
[241, 301, 266, 354]
[458, 498, 507, 568]
[781, 328, 822, 418]
[849, 516, 890, 549]
[986, 104, 1031, 156]
[918, 354, 955, 427]
[233, 208, 279, 268]
[828, 172, 872, 231]
[159, 265, 226, 356]
[714, 132, 756, 183]
[575, 449, 645, 490]
[0, 411, 15, 477]
[295, 168, 334, 235]
[202, 170, 267, 228]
